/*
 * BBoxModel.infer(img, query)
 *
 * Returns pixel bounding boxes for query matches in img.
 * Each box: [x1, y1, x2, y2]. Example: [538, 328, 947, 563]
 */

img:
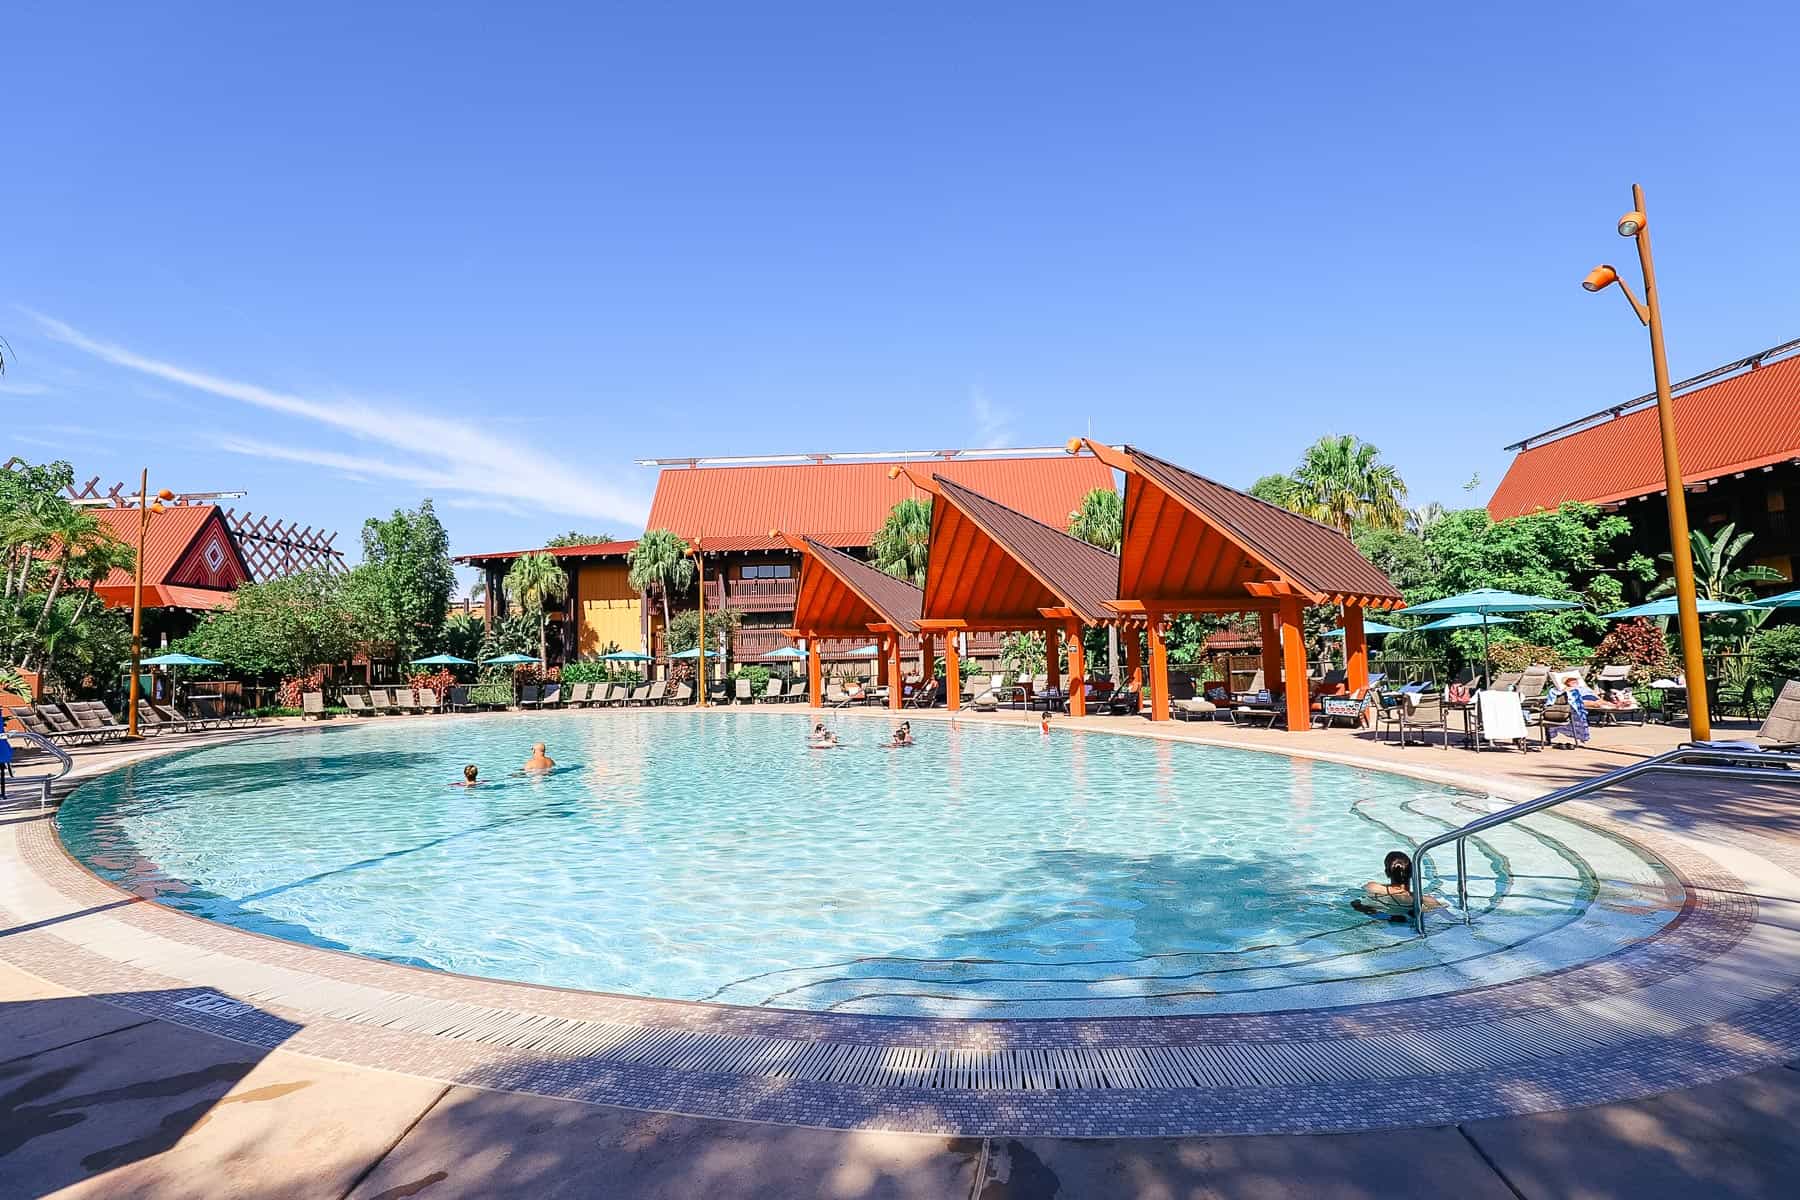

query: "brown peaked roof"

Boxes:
[799, 537, 922, 634]
[930, 474, 1120, 625]
[1121, 446, 1402, 606]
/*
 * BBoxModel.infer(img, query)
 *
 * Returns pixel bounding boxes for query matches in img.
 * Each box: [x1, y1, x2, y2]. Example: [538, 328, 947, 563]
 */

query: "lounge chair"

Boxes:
[516, 685, 543, 709]
[66, 700, 129, 741]
[644, 681, 668, 705]
[1173, 696, 1218, 721]
[734, 678, 753, 704]
[1105, 687, 1140, 715]
[578, 682, 602, 707]
[418, 688, 444, 715]
[1233, 670, 1266, 702]
[1516, 667, 1553, 708]
[392, 688, 420, 715]
[826, 684, 853, 708]
[1491, 672, 1523, 694]
[21, 704, 104, 745]
[444, 686, 476, 713]
[1692, 680, 1800, 753]
[1229, 691, 1280, 727]
[663, 682, 689, 705]
[135, 700, 197, 735]
[1318, 689, 1373, 729]
[907, 679, 940, 709]
[301, 691, 327, 721]
[343, 692, 376, 717]
[562, 682, 587, 708]
[594, 683, 620, 706]
[1474, 689, 1540, 751]
[366, 687, 398, 715]
[626, 684, 650, 706]
[762, 678, 784, 703]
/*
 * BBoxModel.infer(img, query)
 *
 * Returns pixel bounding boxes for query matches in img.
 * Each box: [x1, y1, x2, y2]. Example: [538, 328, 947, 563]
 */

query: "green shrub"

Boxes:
[1487, 640, 1568, 673]
[1749, 624, 1800, 693]
[561, 660, 611, 684]
[731, 664, 772, 694]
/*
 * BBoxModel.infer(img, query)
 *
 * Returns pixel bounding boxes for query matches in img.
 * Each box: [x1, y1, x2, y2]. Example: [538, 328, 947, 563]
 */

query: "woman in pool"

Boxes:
[887, 721, 913, 747]
[1351, 850, 1443, 922]
[809, 722, 839, 749]
[453, 764, 480, 788]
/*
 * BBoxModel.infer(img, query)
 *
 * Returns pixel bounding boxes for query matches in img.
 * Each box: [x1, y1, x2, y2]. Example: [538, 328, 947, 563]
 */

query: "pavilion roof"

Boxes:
[1111, 445, 1402, 609]
[921, 474, 1120, 627]
[790, 536, 922, 637]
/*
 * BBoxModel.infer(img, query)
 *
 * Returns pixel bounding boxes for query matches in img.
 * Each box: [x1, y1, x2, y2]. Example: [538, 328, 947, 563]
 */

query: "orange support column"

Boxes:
[1147, 612, 1170, 722]
[1279, 595, 1310, 731]
[1066, 622, 1086, 717]
[1344, 606, 1369, 694]
[807, 641, 822, 708]
[945, 635, 961, 711]
[1259, 609, 1281, 694]
[888, 636, 905, 710]
[921, 633, 936, 683]
[1127, 626, 1143, 692]
[1045, 626, 1061, 693]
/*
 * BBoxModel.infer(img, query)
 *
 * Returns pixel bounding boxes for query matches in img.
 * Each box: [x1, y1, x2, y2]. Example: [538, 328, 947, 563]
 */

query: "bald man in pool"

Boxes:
[523, 742, 556, 773]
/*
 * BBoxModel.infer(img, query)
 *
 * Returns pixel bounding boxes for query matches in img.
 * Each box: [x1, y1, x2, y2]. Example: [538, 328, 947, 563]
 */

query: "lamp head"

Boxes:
[1617, 211, 1647, 238]
[887, 465, 903, 479]
[155, 488, 175, 501]
[1581, 265, 1619, 293]
[148, 502, 165, 514]
[1064, 436, 1084, 455]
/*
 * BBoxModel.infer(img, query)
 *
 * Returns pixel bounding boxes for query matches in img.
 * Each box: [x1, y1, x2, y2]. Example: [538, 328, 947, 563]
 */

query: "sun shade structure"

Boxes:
[1752, 589, 1800, 610]
[1071, 440, 1403, 727]
[137, 652, 222, 667]
[1396, 589, 1581, 680]
[890, 469, 1121, 716]
[1602, 597, 1757, 618]
[776, 535, 923, 708]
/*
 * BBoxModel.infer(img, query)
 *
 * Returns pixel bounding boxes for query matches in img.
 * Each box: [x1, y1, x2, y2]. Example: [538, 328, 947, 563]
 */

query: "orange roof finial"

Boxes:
[1067, 437, 1132, 472]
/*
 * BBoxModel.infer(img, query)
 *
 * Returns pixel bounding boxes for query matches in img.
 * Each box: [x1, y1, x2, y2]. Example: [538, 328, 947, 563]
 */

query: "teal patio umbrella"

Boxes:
[1602, 597, 1757, 618]
[1414, 613, 1518, 631]
[481, 653, 539, 665]
[764, 644, 807, 678]
[139, 652, 222, 666]
[1751, 589, 1800, 609]
[601, 650, 654, 662]
[668, 647, 704, 658]
[1396, 589, 1581, 678]
[409, 653, 475, 666]
[1321, 619, 1404, 638]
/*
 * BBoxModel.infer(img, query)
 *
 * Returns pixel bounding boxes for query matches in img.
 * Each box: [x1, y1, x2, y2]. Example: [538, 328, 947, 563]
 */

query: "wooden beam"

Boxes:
[1259, 609, 1281, 693]
[807, 640, 822, 708]
[1037, 606, 1076, 620]
[1045, 624, 1061, 693]
[1344, 605, 1369, 695]
[916, 618, 969, 631]
[1280, 595, 1310, 732]
[1127, 628, 1143, 692]
[945, 634, 960, 712]
[1147, 611, 1170, 722]
[1066, 620, 1086, 717]
[1070, 437, 1133, 473]
[888, 634, 905, 710]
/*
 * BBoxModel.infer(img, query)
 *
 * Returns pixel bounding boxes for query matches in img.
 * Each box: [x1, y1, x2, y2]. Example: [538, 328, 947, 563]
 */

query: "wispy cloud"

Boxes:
[0, 379, 53, 396]
[35, 313, 651, 526]
[970, 386, 1015, 449]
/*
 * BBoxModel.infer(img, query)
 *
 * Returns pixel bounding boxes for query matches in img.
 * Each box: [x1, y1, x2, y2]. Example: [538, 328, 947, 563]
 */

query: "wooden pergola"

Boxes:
[1073, 440, 1404, 727]
[896, 469, 1121, 717]
[776, 533, 923, 709]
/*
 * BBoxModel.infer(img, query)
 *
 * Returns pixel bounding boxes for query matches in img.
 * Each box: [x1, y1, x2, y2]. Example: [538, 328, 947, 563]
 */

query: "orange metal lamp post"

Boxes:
[686, 537, 708, 707]
[1581, 184, 1710, 740]
[126, 471, 176, 739]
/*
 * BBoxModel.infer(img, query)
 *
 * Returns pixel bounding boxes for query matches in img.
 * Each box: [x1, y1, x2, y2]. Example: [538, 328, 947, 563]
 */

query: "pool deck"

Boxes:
[4, 708, 1799, 1198]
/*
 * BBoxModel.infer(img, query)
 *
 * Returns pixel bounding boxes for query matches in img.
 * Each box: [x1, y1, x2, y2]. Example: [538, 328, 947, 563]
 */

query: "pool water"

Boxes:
[57, 711, 1684, 1017]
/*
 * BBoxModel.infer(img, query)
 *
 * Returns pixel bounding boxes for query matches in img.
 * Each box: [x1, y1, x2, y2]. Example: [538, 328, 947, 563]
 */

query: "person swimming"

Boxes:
[1040, 711, 1052, 735]
[523, 742, 556, 772]
[809, 722, 839, 749]
[452, 763, 480, 787]
[1351, 850, 1443, 922]
[887, 721, 913, 747]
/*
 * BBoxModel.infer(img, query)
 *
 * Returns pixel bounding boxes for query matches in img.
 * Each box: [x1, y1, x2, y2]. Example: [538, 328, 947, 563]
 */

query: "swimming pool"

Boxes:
[56, 711, 1684, 1017]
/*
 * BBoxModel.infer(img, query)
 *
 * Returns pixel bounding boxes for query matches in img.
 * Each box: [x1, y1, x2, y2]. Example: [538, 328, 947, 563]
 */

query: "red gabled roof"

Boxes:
[1489, 349, 1800, 519]
[89, 506, 250, 605]
[643, 455, 1116, 550]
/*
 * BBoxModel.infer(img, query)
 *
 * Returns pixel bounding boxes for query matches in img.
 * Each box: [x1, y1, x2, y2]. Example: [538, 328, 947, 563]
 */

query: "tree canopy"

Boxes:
[545, 530, 614, 548]
[349, 500, 455, 662]
[872, 497, 932, 586]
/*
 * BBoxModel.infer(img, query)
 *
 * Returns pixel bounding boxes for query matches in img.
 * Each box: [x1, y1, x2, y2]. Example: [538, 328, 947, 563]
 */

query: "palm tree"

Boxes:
[1289, 435, 1408, 533]
[1406, 502, 1447, 535]
[627, 529, 695, 655]
[31, 506, 102, 634]
[872, 498, 932, 586]
[502, 552, 570, 665]
[1649, 522, 1784, 603]
[1067, 487, 1124, 679]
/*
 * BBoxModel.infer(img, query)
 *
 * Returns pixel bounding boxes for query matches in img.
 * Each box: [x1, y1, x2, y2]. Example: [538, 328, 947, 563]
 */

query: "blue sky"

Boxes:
[6, 3, 1799, 583]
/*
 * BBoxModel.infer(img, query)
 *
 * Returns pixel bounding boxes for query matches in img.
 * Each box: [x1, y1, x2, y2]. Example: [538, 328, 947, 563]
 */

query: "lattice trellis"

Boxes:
[224, 510, 346, 581]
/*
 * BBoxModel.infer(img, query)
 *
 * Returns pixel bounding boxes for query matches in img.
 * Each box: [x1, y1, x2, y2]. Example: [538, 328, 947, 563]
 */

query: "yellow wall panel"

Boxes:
[576, 564, 643, 656]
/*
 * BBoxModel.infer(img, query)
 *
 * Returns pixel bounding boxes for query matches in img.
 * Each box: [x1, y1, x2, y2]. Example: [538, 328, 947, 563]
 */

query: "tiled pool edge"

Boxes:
[5, 716, 1798, 1137]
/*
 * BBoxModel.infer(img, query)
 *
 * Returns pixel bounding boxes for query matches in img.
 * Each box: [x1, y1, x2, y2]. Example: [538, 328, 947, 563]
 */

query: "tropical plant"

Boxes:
[350, 500, 455, 662]
[444, 610, 485, 662]
[545, 530, 613, 548]
[502, 552, 570, 666]
[998, 630, 1046, 683]
[665, 605, 742, 655]
[1649, 522, 1784, 603]
[1406, 502, 1447, 535]
[178, 568, 363, 678]
[1748, 625, 1800, 695]
[1289, 435, 1407, 533]
[872, 497, 932, 586]
[1248, 473, 1300, 508]
[627, 529, 695, 650]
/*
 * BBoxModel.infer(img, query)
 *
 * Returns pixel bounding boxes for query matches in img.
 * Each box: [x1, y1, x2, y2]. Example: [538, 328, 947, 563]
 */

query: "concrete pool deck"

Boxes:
[4, 709, 1799, 1197]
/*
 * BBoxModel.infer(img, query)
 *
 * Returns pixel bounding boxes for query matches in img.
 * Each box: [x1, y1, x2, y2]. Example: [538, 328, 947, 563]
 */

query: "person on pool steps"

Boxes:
[1351, 850, 1443, 922]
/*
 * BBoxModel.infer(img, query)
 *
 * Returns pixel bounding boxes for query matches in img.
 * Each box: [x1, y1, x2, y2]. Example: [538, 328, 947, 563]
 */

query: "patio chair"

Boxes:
[761, 678, 783, 703]
[516, 685, 543, 709]
[626, 684, 650, 705]
[1516, 666, 1553, 708]
[708, 681, 732, 705]
[1399, 692, 1449, 748]
[1491, 671, 1523, 694]
[543, 684, 567, 708]
[343, 692, 376, 717]
[907, 679, 940, 709]
[39, 703, 119, 744]
[735, 678, 754, 704]
[1692, 680, 1800, 752]
[1474, 689, 1540, 752]
[1105, 687, 1140, 715]
[1173, 696, 1218, 721]
[301, 691, 327, 721]
[1593, 664, 1631, 691]
[597, 683, 622, 706]
[368, 688, 400, 715]
[564, 682, 590, 707]
[1317, 689, 1374, 729]
[446, 685, 476, 713]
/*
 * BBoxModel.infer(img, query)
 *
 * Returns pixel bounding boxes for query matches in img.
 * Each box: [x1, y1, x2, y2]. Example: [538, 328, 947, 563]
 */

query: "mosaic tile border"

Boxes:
[4, 715, 1797, 1136]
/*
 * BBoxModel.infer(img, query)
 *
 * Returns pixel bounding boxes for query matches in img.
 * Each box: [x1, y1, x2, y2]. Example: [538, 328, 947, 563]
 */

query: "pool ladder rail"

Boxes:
[1, 727, 74, 810]
[1412, 745, 1800, 933]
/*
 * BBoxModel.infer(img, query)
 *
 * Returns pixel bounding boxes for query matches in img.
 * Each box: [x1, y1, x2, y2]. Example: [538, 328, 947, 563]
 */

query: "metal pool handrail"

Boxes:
[3, 727, 74, 809]
[1412, 745, 1800, 933]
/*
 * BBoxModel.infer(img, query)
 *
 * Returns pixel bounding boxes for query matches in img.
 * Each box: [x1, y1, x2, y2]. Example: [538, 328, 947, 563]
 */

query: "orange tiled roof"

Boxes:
[458, 540, 639, 565]
[644, 455, 1116, 550]
[92, 583, 238, 611]
[88, 506, 250, 602]
[1489, 350, 1800, 518]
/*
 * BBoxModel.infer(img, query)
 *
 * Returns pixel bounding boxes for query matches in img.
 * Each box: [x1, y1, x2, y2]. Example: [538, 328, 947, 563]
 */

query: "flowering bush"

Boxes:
[1487, 641, 1567, 674]
[1591, 618, 1675, 687]
[276, 667, 327, 708]
[405, 667, 456, 700]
